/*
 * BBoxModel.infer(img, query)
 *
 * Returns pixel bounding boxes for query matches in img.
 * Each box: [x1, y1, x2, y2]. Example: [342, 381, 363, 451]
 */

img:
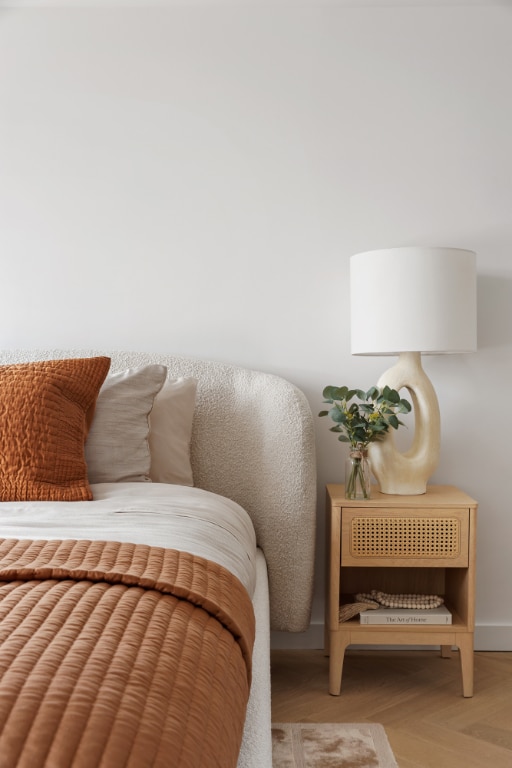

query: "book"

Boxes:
[360, 605, 452, 625]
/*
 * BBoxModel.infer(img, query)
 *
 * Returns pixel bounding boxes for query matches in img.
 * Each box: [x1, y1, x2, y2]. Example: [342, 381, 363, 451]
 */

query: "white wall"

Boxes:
[1, 0, 511, 650]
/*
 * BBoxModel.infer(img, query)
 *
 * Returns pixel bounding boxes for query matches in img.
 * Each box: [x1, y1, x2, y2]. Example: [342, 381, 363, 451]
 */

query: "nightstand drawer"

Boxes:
[341, 508, 469, 567]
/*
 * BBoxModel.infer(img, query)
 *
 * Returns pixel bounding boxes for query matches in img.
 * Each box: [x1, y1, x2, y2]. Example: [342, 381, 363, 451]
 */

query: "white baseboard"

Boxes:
[475, 624, 512, 651]
[271, 621, 512, 652]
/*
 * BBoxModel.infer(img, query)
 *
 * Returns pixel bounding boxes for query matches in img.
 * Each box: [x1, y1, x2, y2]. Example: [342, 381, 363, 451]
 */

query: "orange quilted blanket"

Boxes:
[0, 538, 255, 768]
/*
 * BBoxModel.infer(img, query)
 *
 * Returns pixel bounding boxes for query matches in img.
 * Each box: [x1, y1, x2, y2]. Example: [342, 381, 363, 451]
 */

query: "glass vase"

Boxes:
[345, 448, 371, 500]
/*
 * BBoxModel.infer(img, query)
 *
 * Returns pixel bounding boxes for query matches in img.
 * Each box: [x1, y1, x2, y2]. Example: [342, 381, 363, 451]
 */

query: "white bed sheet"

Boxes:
[0, 482, 258, 596]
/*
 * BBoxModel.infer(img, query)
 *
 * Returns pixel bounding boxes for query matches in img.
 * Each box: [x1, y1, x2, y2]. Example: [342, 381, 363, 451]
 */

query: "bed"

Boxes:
[0, 350, 317, 768]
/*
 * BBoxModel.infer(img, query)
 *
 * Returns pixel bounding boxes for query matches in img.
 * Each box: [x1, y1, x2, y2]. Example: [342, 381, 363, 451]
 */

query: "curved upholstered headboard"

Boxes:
[0, 350, 317, 632]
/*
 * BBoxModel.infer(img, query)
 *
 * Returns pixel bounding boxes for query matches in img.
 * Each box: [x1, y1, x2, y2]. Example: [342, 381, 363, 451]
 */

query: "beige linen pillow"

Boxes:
[85, 364, 167, 483]
[0, 356, 111, 501]
[149, 377, 197, 486]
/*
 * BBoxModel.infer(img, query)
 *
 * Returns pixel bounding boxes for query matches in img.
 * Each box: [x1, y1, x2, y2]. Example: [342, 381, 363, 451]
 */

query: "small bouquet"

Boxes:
[319, 385, 412, 498]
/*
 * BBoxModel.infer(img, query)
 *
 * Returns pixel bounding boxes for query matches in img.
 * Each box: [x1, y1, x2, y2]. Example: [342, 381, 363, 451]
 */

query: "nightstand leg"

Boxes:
[328, 633, 349, 696]
[441, 645, 452, 658]
[324, 621, 330, 656]
[458, 634, 474, 697]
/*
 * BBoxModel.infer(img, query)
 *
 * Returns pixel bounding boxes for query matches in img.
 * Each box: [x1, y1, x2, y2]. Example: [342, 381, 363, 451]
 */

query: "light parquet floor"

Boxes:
[271, 649, 512, 768]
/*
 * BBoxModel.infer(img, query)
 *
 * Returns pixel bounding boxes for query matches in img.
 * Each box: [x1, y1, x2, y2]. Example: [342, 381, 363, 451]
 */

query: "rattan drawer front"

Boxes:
[341, 508, 469, 567]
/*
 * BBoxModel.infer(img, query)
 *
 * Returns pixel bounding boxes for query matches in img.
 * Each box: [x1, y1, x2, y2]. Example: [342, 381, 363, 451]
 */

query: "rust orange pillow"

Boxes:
[0, 357, 111, 501]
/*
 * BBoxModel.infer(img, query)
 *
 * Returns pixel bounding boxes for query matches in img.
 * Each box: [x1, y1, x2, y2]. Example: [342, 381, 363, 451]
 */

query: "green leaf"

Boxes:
[322, 385, 338, 401]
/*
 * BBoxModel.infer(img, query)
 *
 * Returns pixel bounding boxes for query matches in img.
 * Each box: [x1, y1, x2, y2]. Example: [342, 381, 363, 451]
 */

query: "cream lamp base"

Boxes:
[368, 352, 440, 495]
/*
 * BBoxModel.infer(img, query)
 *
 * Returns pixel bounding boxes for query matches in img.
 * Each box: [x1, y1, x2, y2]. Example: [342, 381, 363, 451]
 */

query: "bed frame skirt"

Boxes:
[238, 549, 272, 768]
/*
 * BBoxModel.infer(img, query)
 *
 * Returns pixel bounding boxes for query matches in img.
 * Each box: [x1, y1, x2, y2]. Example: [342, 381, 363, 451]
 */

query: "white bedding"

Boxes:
[0, 482, 258, 597]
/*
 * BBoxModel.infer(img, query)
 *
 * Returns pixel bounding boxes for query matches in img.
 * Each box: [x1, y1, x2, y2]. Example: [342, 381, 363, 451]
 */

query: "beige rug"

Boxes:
[272, 722, 399, 768]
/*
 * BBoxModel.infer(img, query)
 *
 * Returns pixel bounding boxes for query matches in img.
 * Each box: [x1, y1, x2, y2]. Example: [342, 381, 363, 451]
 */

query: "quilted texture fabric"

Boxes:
[0, 538, 255, 768]
[85, 364, 167, 483]
[0, 350, 317, 633]
[0, 357, 110, 502]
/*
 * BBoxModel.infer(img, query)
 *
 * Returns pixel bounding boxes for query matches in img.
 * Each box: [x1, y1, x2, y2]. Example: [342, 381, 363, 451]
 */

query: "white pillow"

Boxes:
[149, 377, 197, 486]
[85, 364, 167, 483]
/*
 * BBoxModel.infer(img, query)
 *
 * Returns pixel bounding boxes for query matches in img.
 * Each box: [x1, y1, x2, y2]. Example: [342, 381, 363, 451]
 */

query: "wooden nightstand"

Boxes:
[325, 484, 477, 697]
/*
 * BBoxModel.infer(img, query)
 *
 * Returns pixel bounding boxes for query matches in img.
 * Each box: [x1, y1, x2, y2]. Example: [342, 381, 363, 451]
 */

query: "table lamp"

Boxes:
[350, 246, 477, 495]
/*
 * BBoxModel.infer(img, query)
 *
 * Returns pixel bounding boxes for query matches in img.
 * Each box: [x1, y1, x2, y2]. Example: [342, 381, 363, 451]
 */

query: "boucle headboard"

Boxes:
[0, 350, 317, 632]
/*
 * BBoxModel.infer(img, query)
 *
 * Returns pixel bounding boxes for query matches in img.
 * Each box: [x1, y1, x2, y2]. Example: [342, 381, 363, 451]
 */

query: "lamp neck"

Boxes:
[395, 351, 423, 376]
[377, 352, 424, 391]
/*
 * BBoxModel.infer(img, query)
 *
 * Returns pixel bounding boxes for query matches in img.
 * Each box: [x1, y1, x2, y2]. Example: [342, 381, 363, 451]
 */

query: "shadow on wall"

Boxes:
[477, 274, 512, 349]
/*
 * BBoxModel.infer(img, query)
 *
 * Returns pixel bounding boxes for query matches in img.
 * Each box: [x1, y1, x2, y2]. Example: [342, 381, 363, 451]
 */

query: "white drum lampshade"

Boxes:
[350, 247, 477, 494]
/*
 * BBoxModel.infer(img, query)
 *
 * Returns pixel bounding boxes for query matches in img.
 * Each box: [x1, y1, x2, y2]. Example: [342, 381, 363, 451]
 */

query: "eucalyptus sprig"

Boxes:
[319, 385, 412, 449]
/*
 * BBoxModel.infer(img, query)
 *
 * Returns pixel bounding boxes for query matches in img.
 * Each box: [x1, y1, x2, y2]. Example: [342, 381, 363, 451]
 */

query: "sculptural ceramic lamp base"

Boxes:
[369, 351, 439, 495]
[345, 449, 371, 500]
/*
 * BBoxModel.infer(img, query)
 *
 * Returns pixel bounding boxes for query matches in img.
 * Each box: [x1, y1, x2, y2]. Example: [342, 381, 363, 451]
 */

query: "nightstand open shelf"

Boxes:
[325, 484, 477, 697]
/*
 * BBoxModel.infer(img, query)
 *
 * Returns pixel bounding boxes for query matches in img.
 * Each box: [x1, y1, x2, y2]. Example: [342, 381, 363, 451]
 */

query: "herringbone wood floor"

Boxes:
[271, 649, 512, 767]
